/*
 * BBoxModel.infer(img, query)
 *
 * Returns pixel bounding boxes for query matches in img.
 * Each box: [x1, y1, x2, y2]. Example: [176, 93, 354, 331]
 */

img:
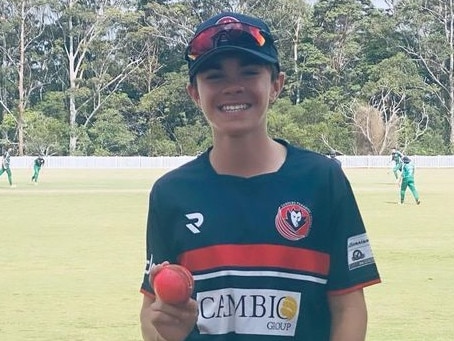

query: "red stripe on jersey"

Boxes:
[178, 244, 330, 276]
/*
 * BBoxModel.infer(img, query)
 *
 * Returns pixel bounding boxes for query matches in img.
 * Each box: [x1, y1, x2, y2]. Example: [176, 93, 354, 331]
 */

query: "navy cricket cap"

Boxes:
[185, 12, 280, 79]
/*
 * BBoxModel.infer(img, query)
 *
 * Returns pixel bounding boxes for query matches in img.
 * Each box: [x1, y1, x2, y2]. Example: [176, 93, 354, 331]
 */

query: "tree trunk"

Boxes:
[17, 0, 26, 156]
[450, 92, 454, 150]
[293, 18, 301, 104]
[68, 10, 77, 155]
[449, 0, 454, 151]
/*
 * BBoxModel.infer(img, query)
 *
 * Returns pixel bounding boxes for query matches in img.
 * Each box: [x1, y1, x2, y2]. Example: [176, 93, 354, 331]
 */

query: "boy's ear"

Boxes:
[186, 83, 200, 106]
[271, 71, 285, 102]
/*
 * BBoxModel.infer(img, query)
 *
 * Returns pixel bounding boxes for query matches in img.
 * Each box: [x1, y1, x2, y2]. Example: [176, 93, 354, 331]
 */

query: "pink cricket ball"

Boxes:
[152, 264, 194, 305]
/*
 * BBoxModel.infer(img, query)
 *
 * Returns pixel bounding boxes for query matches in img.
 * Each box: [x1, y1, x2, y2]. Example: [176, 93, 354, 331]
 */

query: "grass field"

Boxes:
[0, 167, 453, 340]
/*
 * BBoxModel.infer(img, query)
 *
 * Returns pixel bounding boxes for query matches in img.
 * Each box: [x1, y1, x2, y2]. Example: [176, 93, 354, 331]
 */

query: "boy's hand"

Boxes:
[141, 262, 198, 341]
[153, 297, 197, 341]
[141, 294, 198, 341]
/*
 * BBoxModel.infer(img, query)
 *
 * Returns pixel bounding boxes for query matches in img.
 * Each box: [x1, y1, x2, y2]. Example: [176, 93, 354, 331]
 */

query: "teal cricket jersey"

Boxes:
[141, 140, 380, 340]
[34, 157, 45, 168]
[391, 151, 403, 164]
[402, 162, 415, 180]
[2, 151, 11, 169]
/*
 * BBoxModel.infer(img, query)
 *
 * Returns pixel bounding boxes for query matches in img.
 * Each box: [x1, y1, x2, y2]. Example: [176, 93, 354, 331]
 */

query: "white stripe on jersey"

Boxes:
[194, 269, 327, 284]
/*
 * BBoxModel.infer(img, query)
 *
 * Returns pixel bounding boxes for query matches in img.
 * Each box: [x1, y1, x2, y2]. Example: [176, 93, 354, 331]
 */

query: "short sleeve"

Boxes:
[327, 177, 380, 294]
[140, 183, 174, 294]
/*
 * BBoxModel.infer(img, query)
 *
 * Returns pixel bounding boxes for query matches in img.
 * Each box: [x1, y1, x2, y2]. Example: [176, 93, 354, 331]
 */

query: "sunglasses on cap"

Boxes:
[186, 22, 268, 61]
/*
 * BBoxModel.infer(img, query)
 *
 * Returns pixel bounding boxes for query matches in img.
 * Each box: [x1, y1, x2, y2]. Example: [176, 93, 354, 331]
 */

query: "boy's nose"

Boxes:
[222, 79, 245, 95]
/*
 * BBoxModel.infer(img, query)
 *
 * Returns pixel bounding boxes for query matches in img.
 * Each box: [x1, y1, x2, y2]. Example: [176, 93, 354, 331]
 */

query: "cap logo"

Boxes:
[216, 16, 240, 25]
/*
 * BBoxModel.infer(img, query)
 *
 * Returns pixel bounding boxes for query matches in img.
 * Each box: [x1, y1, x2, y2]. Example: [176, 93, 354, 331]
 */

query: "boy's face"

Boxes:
[187, 53, 284, 138]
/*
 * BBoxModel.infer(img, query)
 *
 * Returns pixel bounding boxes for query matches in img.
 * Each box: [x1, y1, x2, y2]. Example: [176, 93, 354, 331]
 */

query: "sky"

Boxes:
[306, 0, 390, 9]
[370, 0, 390, 8]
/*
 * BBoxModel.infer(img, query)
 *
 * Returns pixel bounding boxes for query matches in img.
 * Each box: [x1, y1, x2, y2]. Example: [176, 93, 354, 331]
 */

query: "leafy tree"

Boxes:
[48, 0, 148, 155]
[0, 0, 52, 154]
[268, 97, 352, 153]
[355, 52, 429, 154]
[174, 121, 212, 155]
[136, 119, 177, 156]
[0, 0, 452, 155]
[395, 0, 454, 151]
[87, 109, 136, 156]
[24, 110, 69, 155]
[33, 91, 67, 121]
[255, 0, 314, 104]
[137, 70, 202, 149]
[0, 113, 17, 148]
[84, 93, 137, 155]
[311, 0, 376, 94]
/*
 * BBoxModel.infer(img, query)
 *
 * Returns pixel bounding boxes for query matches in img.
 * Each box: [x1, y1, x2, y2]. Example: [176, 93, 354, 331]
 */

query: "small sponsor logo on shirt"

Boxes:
[196, 288, 300, 337]
[143, 254, 154, 275]
[185, 212, 204, 233]
[275, 202, 312, 241]
[347, 233, 375, 270]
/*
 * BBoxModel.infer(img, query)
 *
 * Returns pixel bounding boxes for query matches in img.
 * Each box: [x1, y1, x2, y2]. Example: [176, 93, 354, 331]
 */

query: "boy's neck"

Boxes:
[209, 136, 286, 177]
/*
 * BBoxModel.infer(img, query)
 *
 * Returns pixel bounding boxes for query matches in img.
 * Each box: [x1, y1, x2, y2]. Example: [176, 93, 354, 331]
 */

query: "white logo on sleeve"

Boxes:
[185, 212, 204, 233]
[347, 233, 375, 270]
[144, 254, 154, 275]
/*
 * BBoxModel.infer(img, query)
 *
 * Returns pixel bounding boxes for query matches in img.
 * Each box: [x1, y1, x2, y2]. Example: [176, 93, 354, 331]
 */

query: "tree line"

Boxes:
[1, 0, 453, 156]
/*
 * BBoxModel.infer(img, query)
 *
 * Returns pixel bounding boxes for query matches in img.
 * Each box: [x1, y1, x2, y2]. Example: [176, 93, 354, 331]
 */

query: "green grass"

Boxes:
[1, 168, 453, 340]
[343, 168, 454, 341]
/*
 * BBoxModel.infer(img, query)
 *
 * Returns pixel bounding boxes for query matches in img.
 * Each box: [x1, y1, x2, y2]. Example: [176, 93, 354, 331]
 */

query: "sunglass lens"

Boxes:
[188, 24, 266, 61]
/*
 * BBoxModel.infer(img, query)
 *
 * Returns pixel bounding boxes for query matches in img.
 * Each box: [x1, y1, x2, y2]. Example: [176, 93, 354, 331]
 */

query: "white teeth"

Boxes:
[221, 104, 249, 112]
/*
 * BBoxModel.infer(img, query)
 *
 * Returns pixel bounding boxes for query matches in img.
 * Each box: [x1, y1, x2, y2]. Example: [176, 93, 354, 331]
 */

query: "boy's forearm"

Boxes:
[329, 290, 367, 341]
[330, 317, 366, 341]
[141, 322, 166, 341]
[140, 299, 166, 341]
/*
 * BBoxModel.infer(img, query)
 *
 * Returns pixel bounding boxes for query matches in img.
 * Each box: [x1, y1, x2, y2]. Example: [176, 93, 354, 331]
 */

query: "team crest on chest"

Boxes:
[275, 202, 312, 241]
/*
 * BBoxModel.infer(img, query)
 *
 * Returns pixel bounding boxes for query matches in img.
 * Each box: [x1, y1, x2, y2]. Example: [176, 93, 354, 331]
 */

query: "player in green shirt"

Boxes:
[391, 148, 404, 180]
[31, 156, 45, 184]
[399, 156, 420, 205]
[0, 147, 14, 187]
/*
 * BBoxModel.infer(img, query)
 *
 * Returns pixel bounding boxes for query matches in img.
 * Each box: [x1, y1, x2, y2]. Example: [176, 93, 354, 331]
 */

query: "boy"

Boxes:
[140, 12, 380, 341]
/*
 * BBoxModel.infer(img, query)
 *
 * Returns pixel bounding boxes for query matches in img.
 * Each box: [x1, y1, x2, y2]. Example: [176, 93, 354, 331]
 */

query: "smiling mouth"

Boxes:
[220, 104, 250, 112]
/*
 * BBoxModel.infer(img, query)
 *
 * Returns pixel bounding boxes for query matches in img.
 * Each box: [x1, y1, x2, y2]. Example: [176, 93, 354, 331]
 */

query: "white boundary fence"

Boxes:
[10, 155, 454, 169]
